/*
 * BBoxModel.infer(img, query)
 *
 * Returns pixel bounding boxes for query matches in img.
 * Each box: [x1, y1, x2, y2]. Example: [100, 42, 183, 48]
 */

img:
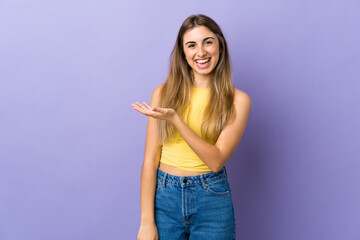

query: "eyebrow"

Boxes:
[185, 37, 215, 46]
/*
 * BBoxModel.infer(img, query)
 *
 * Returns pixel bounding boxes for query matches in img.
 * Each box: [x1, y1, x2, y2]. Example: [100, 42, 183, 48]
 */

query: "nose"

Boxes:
[197, 46, 207, 57]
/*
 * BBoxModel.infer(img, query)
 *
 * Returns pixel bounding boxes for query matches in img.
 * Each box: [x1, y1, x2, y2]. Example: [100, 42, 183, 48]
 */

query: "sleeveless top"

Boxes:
[159, 86, 213, 172]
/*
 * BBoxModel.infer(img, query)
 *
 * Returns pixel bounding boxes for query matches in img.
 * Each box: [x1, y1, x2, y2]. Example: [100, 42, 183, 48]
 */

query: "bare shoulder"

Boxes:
[234, 88, 251, 107]
[152, 83, 165, 97]
[155, 83, 165, 92]
[229, 88, 251, 128]
[150, 83, 165, 105]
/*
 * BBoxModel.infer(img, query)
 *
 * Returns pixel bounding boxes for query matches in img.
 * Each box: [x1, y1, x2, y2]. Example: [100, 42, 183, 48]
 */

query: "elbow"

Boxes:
[209, 148, 225, 173]
[202, 146, 225, 173]
[212, 163, 225, 173]
[211, 166, 222, 173]
[213, 153, 230, 173]
[210, 158, 226, 173]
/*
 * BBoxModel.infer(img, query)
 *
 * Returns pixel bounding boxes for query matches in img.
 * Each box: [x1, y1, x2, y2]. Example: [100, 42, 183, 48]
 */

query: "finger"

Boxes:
[132, 103, 164, 119]
[132, 107, 151, 117]
[142, 102, 153, 110]
[131, 103, 143, 110]
[131, 104, 143, 113]
[152, 107, 165, 113]
[132, 103, 157, 116]
[131, 103, 148, 114]
[134, 102, 148, 110]
[131, 103, 138, 109]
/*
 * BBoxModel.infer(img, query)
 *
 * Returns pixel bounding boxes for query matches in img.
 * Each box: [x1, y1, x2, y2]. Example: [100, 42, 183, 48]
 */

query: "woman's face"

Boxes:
[182, 26, 220, 77]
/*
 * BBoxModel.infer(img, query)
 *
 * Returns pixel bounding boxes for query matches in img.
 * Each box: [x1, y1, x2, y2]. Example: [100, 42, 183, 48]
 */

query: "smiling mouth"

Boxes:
[194, 58, 211, 69]
[195, 58, 211, 64]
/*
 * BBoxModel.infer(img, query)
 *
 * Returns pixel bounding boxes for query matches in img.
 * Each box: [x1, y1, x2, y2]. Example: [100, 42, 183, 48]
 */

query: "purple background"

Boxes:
[1, 0, 359, 239]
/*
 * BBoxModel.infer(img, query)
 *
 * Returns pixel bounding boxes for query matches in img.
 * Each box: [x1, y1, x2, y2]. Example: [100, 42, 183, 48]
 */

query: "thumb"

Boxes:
[152, 107, 164, 113]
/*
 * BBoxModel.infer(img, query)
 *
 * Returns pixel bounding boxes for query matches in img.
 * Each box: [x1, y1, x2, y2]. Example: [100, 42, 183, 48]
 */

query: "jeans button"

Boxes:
[183, 179, 187, 183]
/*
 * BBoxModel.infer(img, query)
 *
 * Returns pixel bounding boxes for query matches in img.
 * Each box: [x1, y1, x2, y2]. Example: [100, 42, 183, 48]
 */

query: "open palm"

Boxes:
[131, 102, 176, 121]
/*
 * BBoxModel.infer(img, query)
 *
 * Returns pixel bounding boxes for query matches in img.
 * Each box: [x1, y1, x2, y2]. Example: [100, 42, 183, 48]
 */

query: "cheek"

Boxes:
[208, 47, 220, 64]
[184, 52, 194, 63]
[209, 46, 220, 56]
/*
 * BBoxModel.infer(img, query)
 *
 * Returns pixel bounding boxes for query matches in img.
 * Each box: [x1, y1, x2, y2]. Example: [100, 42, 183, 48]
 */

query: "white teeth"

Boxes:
[195, 58, 210, 64]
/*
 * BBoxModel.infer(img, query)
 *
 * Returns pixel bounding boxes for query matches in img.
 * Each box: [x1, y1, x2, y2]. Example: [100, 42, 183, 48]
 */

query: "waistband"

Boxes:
[157, 166, 228, 186]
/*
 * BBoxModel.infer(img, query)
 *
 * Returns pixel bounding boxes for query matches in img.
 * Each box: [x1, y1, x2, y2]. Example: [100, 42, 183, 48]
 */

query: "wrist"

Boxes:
[170, 112, 180, 125]
[141, 217, 156, 225]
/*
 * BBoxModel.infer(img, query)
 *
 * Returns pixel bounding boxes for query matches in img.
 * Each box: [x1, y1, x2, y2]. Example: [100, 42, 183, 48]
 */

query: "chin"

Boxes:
[197, 68, 214, 75]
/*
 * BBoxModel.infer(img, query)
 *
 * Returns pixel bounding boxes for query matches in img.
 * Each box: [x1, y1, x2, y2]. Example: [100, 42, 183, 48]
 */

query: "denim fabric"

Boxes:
[155, 167, 236, 240]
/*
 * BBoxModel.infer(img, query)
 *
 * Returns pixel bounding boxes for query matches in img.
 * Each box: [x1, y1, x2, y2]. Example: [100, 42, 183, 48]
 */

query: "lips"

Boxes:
[195, 58, 211, 69]
[195, 58, 211, 64]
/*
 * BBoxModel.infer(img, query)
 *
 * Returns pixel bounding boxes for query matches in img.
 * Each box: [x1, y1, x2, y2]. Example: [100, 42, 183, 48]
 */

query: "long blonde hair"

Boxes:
[158, 14, 235, 145]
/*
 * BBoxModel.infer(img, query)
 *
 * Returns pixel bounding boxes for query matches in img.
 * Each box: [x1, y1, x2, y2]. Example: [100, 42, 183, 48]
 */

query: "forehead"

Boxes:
[183, 26, 216, 43]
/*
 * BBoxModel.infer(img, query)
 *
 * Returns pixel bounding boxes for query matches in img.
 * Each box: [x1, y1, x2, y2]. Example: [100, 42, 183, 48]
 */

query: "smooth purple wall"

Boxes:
[1, 0, 359, 239]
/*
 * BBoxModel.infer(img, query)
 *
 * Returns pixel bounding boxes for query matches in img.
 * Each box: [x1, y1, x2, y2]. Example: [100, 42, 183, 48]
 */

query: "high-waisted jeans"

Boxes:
[155, 166, 236, 240]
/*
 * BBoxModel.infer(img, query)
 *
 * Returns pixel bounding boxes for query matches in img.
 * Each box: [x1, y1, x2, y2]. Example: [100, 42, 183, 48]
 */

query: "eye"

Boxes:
[188, 44, 195, 48]
[205, 41, 213, 45]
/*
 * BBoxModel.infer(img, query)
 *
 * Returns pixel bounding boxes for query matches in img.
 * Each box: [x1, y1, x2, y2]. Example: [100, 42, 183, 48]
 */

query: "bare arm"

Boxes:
[132, 89, 251, 173]
[139, 84, 163, 224]
[170, 90, 251, 172]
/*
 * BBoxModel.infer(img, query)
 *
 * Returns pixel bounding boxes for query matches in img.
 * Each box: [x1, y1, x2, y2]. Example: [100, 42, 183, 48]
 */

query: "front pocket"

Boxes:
[205, 177, 231, 196]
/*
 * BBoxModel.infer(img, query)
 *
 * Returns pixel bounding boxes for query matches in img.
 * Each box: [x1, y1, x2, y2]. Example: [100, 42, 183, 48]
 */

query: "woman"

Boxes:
[132, 14, 251, 240]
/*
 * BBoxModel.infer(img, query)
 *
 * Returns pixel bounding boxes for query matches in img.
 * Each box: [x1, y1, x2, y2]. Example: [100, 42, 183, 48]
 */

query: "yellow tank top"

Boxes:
[159, 86, 213, 172]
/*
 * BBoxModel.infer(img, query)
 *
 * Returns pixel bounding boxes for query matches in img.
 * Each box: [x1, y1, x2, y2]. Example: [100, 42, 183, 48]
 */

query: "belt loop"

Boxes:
[200, 174, 207, 189]
[162, 172, 167, 187]
[224, 166, 228, 176]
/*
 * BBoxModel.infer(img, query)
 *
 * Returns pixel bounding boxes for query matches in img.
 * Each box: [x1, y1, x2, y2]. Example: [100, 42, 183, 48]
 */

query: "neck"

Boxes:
[192, 71, 212, 89]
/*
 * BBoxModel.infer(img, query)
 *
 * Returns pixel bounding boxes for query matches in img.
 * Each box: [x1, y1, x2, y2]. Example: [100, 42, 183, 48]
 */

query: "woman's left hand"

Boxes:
[131, 102, 177, 122]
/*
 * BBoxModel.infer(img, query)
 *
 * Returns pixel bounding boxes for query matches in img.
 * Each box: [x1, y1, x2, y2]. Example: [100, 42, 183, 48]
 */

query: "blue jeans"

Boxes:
[155, 166, 236, 240]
